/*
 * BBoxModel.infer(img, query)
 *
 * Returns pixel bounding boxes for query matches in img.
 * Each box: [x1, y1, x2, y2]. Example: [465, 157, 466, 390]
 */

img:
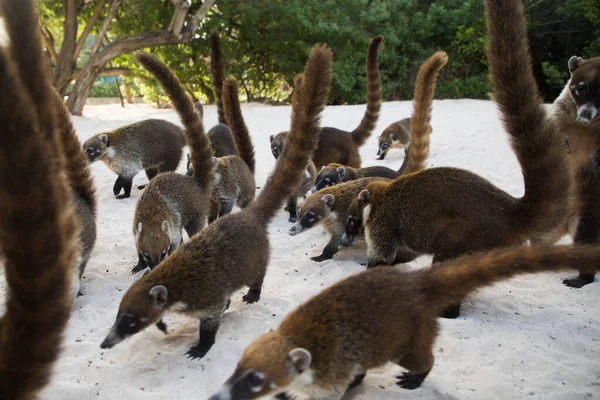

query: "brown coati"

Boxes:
[550, 56, 600, 288]
[0, 0, 79, 397]
[131, 53, 215, 273]
[288, 177, 389, 262]
[310, 160, 403, 193]
[376, 117, 413, 160]
[270, 35, 383, 169]
[356, 0, 569, 319]
[82, 118, 186, 199]
[100, 44, 331, 360]
[51, 89, 97, 298]
[208, 244, 600, 400]
[207, 76, 256, 223]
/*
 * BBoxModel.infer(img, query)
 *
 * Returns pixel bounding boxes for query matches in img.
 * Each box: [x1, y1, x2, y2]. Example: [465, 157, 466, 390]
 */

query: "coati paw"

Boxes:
[311, 254, 332, 262]
[116, 194, 130, 200]
[242, 289, 261, 304]
[395, 371, 427, 390]
[131, 263, 148, 274]
[440, 304, 461, 319]
[563, 275, 594, 289]
[185, 344, 211, 360]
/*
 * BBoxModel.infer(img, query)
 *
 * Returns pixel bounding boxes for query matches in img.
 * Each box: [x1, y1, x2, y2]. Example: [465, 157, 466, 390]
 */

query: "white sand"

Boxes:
[5, 100, 598, 399]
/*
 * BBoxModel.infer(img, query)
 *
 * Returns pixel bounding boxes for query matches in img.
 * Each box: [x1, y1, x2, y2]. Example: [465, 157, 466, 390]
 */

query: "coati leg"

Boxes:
[287, 196, 298, 223]
[208, 200, 221, 224]
[184, 217, 202, 238]
[311, 234, 342, 262]
[366, 233, 397, 268]
[377, 150, 387, 160]
[564, 209, 599, 288]
[433, 251, 464, 318]
[242, 277, 264, 304]
[347, 371, 367, 390]
[218, 197, 235, 217]
[158, 153, 182, 174]
[131, 252, 148, 274]
[186, 314, 221, 360]
[137, 167, 159, 190]
[392, 249, 420, 265]
[113, 175, 133, 199]
[395, 321, 435, 390]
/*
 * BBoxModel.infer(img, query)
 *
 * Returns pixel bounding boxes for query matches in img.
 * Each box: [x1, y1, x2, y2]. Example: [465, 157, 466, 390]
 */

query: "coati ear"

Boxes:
[99, 134, 109, 144]
[149, 285, 168, 307]
[288, 348, 312, 374]
[322, 194, 335, 207]
[269, 134, 275, 142]
[569, 56, 584, 74]
[336, 167, 346, 179]
[161, 220, 169, 232]
[137, 222, 143, 233]
[358, 190, 371, 204]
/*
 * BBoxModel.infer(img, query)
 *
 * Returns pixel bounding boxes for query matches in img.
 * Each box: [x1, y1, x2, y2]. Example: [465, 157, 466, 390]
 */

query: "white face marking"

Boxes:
[577, 104, 598, 123]
[304, 169, 311, 179]
[105, 147, 116, 158]
[328, 211, 339, 221]
[170, 301, 189, 312]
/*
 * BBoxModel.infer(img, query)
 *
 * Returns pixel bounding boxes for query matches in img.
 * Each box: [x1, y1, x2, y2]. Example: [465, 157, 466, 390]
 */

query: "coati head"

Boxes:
[269, 132, 288, 159]
[208, 331, 313, 400]
[82, 133, 109, 162]
[133, 221, 171, 269]
[185, 153, 193, 176]
[341, 190, 370, 246]
[311, 164, 346, 193]
[100, 274, 168, 349]
[288, 193, 334, 236]
[377, 129, 396, 158]
[568, 56, 600, 124]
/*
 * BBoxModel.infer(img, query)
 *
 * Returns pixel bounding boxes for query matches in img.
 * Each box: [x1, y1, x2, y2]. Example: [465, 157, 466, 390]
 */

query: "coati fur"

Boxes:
[270, 35, 383, 169]
[100, 44, 332, 360]
[207, 76, 256, 223]
[356, 0, 569, 319]
[82, 118, 186, 199]
[209, 244, 600, 400]
[131, 53, 215, 273]
[293, 51, 442, 261]
[0, 0, 79, 397]
[376, 117, 413, 160]
[310, 160, 404, 193]
[551, 56, 600, 288]
[288, 177, 390, 262]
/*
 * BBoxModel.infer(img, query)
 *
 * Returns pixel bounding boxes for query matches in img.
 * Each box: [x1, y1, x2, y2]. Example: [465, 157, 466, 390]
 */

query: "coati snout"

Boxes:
[311, 166, 345, 193]
[377, 137, 392, 157]
[82, 134, 108, 162]
[269, 132, 287, 160]
[288, 194, 333, 236]
[568, 56, 600, 124]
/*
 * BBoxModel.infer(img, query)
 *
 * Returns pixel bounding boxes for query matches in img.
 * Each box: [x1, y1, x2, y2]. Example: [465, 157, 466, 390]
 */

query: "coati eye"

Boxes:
[160, 249, 167, 260]
[247, 371, 264, 388]
[577, 82, 587, 92]
[307, 212, 315, 218]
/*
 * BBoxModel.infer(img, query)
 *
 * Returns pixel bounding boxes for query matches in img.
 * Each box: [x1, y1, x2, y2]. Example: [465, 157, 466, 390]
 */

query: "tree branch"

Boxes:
[74, 0, 107, 59]
[39, 25, 58, 62]
[90, 0, 122, 56]
[168, 0, 190, 35]
[188, 0, 217, 34]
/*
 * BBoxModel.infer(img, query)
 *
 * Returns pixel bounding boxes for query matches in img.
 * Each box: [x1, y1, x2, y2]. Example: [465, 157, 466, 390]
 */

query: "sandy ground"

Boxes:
[2, 100, 598, 399]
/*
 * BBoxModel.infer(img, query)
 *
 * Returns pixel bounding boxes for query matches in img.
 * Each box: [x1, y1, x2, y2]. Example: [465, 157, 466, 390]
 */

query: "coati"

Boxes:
[208, 244, 600, 400]
[100, 44, 331, 360]
[82, 118, 186, 199]
[207, 76, 256, 223]
[551, 56, 600, 288]
[355, 0, 569, 319]
[0, 0, 79, 397]
[131, 53, 215, 273]
[376, 117, 412, 160]
[270, 35, 383, 169]
[291, 51, 442, 262]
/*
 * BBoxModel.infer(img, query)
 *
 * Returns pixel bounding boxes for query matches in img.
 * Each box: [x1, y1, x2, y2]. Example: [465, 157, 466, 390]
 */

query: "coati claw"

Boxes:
[563, 275, 595, 288]
[310, 254, 331, 262]
[116, 194, 130, 200]
[185, 345, 210, 360]
[131, 262, 147, 274]
[242, 289, 261, 304]
[396, 371, 428, 390]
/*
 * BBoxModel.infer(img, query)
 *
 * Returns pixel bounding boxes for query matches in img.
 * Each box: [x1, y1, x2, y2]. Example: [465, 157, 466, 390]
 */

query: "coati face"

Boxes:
[133, 221, 171, 269]
[209, 331, 313, 400]
[185, 153, 193, 176]
[288, 193, 334, 236]
[100, 280, 168, 349]
[341, 196, 365, 247]
[568, 56, 600, 124]
[82, 133, 109, 162]
[311, 165, 345, 193]
[377, 131, 396, 156]
[270, 132, 288, 159]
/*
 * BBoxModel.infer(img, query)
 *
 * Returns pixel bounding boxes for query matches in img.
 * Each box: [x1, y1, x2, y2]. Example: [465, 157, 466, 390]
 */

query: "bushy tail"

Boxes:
[402, 51, 447, 175]
[423, 245, 600, 308]
[249, 45, 332, 222]
[222, 76, 255, 173]
[210, 29, 226, 124]
[136, 53, 214, 189]
[485, 0, 568, 237]
[51, 89, 97, 213]
[0, 0, 79, 398]
[351, 36, 383, 147]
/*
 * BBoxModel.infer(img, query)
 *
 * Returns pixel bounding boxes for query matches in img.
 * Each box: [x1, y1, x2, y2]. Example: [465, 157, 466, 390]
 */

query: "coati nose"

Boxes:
[100, 337, 114, 349]
[580, 109, 592, 121]
[271, 148, 280, 159]
[288, 223, 303, 236]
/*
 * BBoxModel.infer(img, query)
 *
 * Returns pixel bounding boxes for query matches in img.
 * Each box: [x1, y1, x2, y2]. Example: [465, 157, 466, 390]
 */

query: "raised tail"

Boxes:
[351, 35, 383, 147]
[136, 53, 214, 190]
[249, 44, 332, 222]
[423, 245, 600, 309]
[402, 51, 447, 175]
[210, 29, 226, 124]
[0, 0, 79, 397]
[222, 76, 255, 173]
[485, 0, 569, 237]
[51, 89, 97, 214]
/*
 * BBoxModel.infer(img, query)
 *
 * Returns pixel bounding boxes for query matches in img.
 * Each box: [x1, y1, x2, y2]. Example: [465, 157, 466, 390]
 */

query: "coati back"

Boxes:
[288, 177, 390, 262]
[270, 36, 383, 168]
[0, 0, 79, 397]
[207, 76, 256, 223]
[101, 44, 332, 361]
[131, 53, 215, 273]
[550, 56, 600, 288]
[209, 244, 600, 400]
[358, 0, 569, 319]
[82, 118, 186, 199]
[376, 118, 412, 160]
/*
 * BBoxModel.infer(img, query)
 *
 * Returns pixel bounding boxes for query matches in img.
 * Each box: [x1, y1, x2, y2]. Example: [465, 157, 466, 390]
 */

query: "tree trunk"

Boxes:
[53, 0, 78, 95]
[114, 76, 125, 107]
[123, 79, 133, 103]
